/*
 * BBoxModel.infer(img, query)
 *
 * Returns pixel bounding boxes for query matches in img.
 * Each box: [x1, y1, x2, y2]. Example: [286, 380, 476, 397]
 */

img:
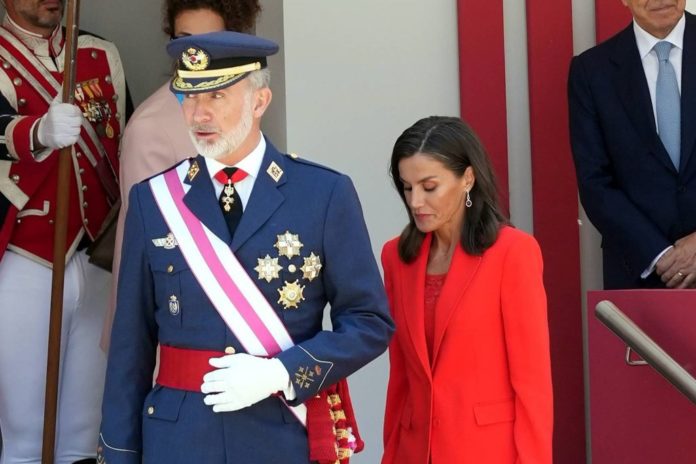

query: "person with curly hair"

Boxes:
[103, 0, 262, 350]
[162, 0, 260, 38]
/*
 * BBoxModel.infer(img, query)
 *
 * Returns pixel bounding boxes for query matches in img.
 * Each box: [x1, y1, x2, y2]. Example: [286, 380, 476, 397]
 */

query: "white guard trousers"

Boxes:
[0, 250, 109, 464]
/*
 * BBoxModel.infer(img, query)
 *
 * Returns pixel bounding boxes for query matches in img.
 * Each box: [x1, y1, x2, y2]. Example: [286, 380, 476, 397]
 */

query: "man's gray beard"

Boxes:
[190, 97, 253, 160]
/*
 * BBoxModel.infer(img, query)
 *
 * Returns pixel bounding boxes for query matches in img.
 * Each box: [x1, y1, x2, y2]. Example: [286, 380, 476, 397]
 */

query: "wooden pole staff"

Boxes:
[42, 0, 81, 462]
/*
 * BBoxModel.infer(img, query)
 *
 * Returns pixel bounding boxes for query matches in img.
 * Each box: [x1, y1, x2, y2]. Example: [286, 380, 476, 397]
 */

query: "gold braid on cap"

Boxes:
[177, 62, 262, 79]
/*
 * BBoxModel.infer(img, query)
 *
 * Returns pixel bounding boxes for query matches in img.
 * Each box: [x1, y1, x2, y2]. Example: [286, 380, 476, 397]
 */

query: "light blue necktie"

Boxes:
[654, 41, 681, 169]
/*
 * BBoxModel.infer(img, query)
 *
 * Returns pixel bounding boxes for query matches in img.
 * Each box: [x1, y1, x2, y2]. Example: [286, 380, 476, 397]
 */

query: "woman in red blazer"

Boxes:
[381, 116, 553, 464]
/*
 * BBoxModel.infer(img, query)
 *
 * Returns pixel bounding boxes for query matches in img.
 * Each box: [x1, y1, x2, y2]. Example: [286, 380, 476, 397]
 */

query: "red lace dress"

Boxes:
[424, 273, 447, 361]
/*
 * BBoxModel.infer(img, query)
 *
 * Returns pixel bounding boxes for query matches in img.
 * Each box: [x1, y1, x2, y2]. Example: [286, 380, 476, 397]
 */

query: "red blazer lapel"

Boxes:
[397, 234, 432, 378]
[431, 244, 481, 367]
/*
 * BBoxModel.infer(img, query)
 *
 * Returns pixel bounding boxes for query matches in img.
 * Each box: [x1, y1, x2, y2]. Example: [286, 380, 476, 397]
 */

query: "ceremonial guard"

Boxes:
[99, 31, 393, 463]
[0, 1, 128, 463]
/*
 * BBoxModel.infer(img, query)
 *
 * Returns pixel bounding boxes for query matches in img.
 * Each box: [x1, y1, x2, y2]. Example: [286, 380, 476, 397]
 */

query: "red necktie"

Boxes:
[215, 167, 248, 236]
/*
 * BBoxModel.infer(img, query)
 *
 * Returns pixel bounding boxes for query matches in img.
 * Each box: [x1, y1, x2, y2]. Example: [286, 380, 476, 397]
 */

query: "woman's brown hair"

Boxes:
[390, 116, 508, 262]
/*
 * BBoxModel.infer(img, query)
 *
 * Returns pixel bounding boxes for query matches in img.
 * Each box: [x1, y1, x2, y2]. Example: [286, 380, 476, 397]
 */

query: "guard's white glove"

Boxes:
[201, 353, 290, 412]
[36, 97, 82, 149]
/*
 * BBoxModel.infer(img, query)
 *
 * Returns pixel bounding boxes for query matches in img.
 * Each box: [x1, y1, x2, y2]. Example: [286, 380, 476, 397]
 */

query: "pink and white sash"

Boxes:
[149, 162, 307, 424]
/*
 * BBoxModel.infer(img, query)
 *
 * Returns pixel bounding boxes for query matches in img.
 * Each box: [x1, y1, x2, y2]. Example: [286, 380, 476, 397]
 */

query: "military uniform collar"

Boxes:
[2, 14, 63, 59]
[202, 132, 266, 185]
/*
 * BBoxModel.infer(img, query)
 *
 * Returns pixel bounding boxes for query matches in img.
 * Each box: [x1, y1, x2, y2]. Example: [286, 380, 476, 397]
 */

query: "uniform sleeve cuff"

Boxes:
[277, 345, 334, 403]
[6, 115, 41, 161]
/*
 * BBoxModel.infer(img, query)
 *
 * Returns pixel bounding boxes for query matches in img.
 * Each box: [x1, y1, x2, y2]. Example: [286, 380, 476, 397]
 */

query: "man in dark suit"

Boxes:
[98, 31, 394, 463]
[569, 0, 696, 289]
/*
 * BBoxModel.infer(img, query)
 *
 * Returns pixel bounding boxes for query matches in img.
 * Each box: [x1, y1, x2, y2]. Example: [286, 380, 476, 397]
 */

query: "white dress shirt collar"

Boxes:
[203, 133, 266, 209]
[633, 13, 685, 60]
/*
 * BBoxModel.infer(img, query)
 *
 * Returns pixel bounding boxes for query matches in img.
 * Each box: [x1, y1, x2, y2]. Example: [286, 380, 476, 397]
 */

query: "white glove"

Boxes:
[36, 97, 82, 149]
[201, 353, 290, 412]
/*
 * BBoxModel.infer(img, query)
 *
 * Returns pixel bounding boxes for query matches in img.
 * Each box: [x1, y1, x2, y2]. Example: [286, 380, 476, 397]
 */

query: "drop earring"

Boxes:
[465, 190, 472, 208]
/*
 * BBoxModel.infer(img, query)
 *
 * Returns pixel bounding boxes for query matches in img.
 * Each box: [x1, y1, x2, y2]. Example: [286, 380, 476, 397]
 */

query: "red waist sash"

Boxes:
[156, 345, 364, 463]
[156, 345, 222, 391]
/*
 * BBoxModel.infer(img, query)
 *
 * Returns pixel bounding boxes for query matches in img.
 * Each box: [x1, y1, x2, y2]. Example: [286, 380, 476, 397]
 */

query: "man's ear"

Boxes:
[253, 87, 272, 118]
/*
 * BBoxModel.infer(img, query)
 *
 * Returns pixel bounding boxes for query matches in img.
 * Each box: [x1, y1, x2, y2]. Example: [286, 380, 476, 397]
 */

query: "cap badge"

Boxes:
[182, 47, 210, 71]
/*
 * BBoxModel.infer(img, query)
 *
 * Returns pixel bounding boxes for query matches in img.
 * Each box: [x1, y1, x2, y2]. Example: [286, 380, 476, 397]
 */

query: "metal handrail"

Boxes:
[595, 300, 696, 406]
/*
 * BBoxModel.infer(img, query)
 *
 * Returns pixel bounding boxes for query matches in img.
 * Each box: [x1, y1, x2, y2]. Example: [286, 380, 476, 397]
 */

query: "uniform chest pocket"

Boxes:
[151, 256, 190, 328]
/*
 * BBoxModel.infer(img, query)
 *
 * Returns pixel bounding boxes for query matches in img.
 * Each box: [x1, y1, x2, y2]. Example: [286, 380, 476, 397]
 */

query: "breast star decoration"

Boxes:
[274, 231, 303, 259]
[301, 252, 323, 282]
[254, 254, 283, 283]
[253, 231, 323, 310]
[278, 280, 305, 309]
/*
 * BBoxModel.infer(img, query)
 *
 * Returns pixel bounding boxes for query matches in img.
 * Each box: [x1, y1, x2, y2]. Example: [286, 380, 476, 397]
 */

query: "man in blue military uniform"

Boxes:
[99, 31, 394, 463]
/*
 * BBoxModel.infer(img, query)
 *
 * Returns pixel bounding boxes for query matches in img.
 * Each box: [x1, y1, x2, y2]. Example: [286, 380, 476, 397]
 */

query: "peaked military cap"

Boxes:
[166, 31, 279, 94]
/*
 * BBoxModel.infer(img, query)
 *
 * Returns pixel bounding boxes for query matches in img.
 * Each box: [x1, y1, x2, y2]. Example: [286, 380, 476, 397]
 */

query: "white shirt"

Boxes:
[633, 14, 685, 129]
[203, 134, 266, 211]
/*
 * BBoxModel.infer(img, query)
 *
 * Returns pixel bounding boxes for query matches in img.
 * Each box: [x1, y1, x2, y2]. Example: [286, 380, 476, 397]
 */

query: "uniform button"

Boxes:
[12, 77, 21, 86]
[115, 112, 121, 120]
[83, 218, 89, 225]
[79, 168, 85, 174]
[75, 151, 82, 158]
[167, 264, 174, 273]
[105, 75, 112, 84]
[11, 174, 19, 184]
[91, 51, 98, 59]
[16, 219, 21, 224]
[49, 219, 54, 224]
[288, 264, 297, 273]
[82, 185, 88, 191]
[2, 62, 10, 70]
[147, 406, 155, 415]
[289, 153, 298, 159]
[224, 346, 236, 354]
[112, 94, 119, 102]
[18, 98, 26, 107]
[83, 202, 88, 208]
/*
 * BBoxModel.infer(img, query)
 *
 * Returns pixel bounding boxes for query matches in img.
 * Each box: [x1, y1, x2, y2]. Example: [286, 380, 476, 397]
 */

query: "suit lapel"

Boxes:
[182, 155, 232, 244]
[231, 142, 286, 251]
[431, 245, 481, 368]
[680, 12, 696, 172]
[611, 25, 678, 174]
[398, 234, 432, 378]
